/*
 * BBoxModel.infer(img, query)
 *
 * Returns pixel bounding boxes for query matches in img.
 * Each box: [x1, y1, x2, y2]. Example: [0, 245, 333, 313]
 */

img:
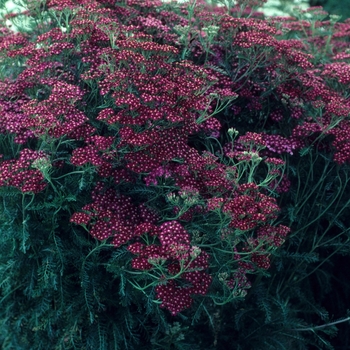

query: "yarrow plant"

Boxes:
[1, 0, 350, 349]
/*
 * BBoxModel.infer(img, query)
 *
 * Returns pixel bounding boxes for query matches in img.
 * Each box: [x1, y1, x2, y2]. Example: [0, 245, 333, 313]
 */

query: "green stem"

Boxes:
[292, 316, 350, 332]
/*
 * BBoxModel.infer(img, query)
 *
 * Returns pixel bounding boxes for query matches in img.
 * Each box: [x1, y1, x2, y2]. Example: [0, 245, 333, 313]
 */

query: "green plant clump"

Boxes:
[0, 0, 350, 349]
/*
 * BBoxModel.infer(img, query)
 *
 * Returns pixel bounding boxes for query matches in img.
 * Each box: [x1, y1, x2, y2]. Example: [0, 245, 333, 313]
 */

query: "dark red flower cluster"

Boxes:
[226, 267, 252, 297]
[0, 149, 48, 193]
[70, 182, 160, 246]
[257, 224, 291, 248]
[236, 242, 271, 271]
[127, 221, 211, 315]
[222, 183, 280, 231]
[231, 223, 290, 275]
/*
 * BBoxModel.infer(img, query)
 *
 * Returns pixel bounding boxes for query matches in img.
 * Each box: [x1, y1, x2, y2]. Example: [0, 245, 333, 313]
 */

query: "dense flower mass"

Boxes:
[2, 0, 350, 348]
[223, 186, 280, 230]
[0, 0, 295, 315]
[0, 149, 48, 193]
[3, 0, 350, 331]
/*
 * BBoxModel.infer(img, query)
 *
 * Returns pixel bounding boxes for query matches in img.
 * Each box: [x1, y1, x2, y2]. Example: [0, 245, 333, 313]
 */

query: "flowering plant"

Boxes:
[0, 0, 350, 349]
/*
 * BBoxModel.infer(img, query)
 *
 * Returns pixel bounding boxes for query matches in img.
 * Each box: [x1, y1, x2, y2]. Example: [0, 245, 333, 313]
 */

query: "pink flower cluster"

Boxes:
[257, 224, 290, 248]
[232, 223, 290, 273]
[70, 182, 160, 246]
[222, 183, 280, 231]
[0, 149, 48, 193]
[144, 165, 172, 186]
[127, 221, 211, 315]
[226, 267, 252, 296]
[236, 225, 290, 271]
[269, 174, 291, 194]
[261, 133, 298, 155]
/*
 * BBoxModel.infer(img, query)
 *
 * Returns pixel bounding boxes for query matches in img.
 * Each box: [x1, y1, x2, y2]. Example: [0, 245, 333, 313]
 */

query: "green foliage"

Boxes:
[1, 0, 350, 349]
[310, 0, 350, 22]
